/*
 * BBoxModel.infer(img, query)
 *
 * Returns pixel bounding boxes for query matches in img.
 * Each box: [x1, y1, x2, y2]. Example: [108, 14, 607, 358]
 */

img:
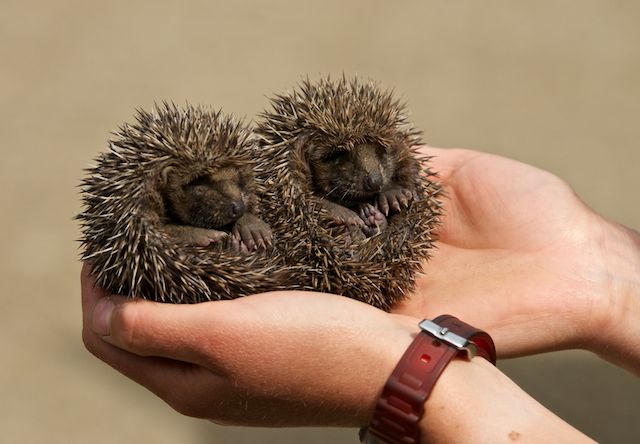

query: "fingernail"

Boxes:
[93, 298, 114, 336]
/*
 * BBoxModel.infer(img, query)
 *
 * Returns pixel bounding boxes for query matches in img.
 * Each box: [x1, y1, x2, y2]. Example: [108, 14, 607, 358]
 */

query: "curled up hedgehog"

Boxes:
[255, 76, 442, 310]
[78, 103, 288, 303]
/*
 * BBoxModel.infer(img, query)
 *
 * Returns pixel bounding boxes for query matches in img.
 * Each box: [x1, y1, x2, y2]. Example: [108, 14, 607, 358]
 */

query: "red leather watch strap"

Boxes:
[366, 333, 456, 443]
[362, 316, 496, 444]
[433, 315, 496, 365]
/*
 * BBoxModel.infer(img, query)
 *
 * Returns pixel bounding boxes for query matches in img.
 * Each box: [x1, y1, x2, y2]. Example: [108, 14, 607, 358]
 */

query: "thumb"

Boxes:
[91, 296, 234, 367]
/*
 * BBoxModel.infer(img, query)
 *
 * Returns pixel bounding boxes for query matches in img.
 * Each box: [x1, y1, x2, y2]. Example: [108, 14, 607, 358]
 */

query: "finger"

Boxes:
[81, 264, 227, 413]
[399, 194, 409, 208]
[415, 145, 479, 184]
[81, 264, 199, 364]
[85, 292, 238, 371]
[84, 316, 211, 393]
[84, 321, 225, 418]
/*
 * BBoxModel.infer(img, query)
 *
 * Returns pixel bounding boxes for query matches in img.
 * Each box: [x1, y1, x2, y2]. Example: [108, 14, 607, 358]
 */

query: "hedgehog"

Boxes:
[78, 103, 289, 303]
[254, 76, 442, 310]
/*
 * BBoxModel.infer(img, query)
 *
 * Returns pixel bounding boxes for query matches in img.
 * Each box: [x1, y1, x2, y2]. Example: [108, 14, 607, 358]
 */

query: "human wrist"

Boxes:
[363, 316, 497, 443]
[363, 317, 593, 443]
[590, 220, 640, 374]
[360, 315, 419, 424]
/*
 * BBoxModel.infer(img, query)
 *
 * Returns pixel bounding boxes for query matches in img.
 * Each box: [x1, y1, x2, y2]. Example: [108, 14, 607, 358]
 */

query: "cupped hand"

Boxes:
[81, 263, 416, 426]
[81, 145, 640, 429]
[395, 147, 637, 362]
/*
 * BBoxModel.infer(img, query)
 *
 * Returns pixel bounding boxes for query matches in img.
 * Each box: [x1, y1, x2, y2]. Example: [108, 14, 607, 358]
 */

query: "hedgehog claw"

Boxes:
[377, 194, 390, 216]
[378, 186, 413, 214]
[234, 214, 272, 253]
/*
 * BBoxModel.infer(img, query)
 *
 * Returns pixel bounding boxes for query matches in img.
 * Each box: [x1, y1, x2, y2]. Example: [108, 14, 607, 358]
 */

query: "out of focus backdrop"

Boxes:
[1, 1, 638, 443]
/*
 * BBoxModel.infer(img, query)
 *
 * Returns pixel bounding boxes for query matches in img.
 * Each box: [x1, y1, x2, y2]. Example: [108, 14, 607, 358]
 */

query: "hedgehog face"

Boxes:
[309, 142, 396, 205]
[162, 166, 250, 229]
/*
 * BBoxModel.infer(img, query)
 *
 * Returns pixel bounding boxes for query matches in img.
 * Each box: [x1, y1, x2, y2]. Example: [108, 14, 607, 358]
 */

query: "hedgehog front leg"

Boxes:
[161, 224, 228, 247]
[320, 200, 366, 229]
[318, 199, 368, 243]
[376, 184, 414, 216]
[232, 213, 273, 252]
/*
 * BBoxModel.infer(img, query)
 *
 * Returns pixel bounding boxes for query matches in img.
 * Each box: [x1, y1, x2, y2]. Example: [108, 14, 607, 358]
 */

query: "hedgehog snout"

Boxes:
[229, 200, 246, 219]
[364, 172, 383, 192]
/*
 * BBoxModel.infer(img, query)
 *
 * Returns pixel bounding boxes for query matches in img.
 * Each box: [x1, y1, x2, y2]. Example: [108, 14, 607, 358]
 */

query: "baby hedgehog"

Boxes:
[78, 103, 286, 303]
[255, 76, 442, 310]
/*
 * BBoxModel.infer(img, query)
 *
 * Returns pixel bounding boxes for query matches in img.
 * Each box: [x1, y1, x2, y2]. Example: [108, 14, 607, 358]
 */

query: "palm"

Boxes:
[393, 148, 606, 357]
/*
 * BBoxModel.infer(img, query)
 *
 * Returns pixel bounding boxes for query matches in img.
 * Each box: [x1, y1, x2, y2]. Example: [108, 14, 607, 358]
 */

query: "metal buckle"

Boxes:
[418, 319, 477, 360]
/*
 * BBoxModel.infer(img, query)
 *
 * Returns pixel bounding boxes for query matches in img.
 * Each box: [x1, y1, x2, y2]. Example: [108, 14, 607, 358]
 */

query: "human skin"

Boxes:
[394, 148, 640, 374]
[81, 146, 639, 440]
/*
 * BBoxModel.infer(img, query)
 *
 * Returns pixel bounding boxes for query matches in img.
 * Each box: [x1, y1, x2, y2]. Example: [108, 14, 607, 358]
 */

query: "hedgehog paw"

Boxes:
[234, 214, 273, 253]
[376, 186, 414, 216]
[326, 204, 365, 229]
[194, 229, 228, 247]
[228, 232, 251, 254]
[359, 203, 388, 237]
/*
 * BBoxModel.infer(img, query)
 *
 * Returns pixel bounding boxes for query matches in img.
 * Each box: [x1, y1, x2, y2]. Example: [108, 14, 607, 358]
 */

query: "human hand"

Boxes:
[394, 147, 640, 373]
[81, 263, 597, 441]
[81, 263, 417, 426]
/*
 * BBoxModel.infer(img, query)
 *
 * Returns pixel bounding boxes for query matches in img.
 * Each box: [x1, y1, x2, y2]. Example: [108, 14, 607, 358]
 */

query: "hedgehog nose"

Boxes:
[364, 173, 383, 192]
[229, 201, 246, 219]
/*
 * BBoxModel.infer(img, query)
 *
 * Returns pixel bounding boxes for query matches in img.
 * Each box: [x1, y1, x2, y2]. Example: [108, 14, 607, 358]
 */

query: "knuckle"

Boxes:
[111, 303, 144, 350]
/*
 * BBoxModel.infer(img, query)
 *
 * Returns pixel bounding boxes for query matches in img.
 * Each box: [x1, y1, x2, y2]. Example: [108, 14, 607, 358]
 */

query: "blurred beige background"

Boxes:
[1, 1, 638, 443]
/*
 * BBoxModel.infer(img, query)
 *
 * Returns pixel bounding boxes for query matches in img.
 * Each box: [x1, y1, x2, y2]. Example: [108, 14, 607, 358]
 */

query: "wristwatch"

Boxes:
[361, 315, 496, 444]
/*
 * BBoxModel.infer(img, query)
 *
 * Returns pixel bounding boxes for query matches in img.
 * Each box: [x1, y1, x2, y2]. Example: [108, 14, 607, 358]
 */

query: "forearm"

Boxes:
[367, 318, 594, 443]
[418, 357, 594, 443]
